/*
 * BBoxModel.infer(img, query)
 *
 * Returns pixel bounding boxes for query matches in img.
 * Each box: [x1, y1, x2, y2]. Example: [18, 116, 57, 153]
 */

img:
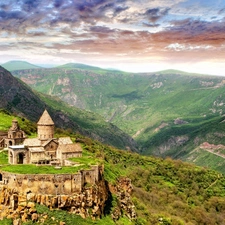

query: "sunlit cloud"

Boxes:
[1, 0, 225, 75]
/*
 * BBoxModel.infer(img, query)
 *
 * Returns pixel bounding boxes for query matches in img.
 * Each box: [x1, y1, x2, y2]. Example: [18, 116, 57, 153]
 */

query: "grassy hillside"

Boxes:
[1, 120, 225, 224]
[1, 61, 41, 71]
[0, 109, 36, 135]
[69, 134, 225, 224]
[12, 67, 225, 162]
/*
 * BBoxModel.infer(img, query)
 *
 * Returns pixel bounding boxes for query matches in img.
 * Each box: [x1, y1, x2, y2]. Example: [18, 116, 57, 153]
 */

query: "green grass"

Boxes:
[0, 164, 89, 174]
[0, 110, 15, 131]
[0, 109, 36, 136]
[0, 218, 13, 225]
[22, 204, 133, 225]
[185, 148, 225, 174]
[69, 154, 102, 166]
[0, 151, 8, 165]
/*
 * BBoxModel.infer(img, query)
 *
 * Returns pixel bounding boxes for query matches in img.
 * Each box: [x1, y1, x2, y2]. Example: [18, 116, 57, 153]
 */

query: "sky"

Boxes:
[0, 0, 225, 75]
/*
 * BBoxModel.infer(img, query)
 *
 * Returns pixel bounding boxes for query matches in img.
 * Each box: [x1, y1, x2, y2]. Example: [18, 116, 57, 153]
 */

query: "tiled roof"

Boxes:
[37, 110, 54, 125]
[29, 147, 45, 152]
[23, 138, 42, 146]
[57, 143, 82, 153]
[42, 138, 58, 147]
[58, 137, 73, 144]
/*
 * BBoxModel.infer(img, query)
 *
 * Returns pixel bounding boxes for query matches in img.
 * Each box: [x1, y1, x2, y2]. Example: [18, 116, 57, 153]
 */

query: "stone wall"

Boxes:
[38, 125, 54, 140]
[0, 165, 103, 195]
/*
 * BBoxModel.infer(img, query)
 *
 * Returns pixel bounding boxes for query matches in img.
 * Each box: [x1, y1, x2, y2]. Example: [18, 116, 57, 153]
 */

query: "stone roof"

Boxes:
[37, 110, 54, 125]
[29, 147, 45, 152]
[42, 138, 58, 147]
[58, 137, 73, 144]
[57, 143, 82, 153]
[23, 138, 42, 147]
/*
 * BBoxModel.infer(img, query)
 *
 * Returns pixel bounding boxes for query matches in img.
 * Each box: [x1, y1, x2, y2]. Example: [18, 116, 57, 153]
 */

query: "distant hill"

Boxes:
[0, 66, 137, 151]
[56, 63, 124, 74]
[57, 63, 101, 70]
[1, 60, 41, 71]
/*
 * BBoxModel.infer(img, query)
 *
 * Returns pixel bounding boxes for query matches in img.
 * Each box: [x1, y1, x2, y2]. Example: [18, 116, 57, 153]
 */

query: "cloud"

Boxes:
[144, 7, 170, 23]
[166, 18, 225, 46]
[114, 6, 129, 16]
[1, 0, 225, 75]
[143, 22, 160, 27]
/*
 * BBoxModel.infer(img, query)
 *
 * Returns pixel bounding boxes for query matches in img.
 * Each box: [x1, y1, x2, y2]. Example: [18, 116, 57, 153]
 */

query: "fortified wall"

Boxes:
[0, 165, 103, 195]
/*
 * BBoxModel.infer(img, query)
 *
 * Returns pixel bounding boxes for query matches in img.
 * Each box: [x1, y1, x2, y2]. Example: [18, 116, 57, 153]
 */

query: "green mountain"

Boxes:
[1, 64, 225, 224]
[57, 63, 103, 71]
[11, 65, 225, 173]
[56, 63, 122, 74]
[0, 66, 137, 151]
[1, 60, 41, 71]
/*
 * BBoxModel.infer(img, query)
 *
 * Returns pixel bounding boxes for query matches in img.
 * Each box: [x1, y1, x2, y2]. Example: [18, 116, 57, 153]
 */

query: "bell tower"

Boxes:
[6, 119, 26, 147]
[37, 110, 54, 141]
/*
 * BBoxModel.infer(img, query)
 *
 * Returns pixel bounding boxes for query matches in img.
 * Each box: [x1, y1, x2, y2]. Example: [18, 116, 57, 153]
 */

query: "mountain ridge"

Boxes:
[2, 60, 214, 75]
[0, 66, 138, 151]
[1, 60, 42, 71]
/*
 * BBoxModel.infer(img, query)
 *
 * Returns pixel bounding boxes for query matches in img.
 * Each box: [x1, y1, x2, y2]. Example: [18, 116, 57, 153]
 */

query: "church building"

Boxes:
[8, 110, 82, 165]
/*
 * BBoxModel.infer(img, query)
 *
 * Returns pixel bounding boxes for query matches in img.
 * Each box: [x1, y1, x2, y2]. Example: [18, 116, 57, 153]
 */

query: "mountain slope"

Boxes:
[0, 66, 137, 151]
[1, 60, 42, 71]
[1, 125, 225, 224]
[10, 65, 225, 172]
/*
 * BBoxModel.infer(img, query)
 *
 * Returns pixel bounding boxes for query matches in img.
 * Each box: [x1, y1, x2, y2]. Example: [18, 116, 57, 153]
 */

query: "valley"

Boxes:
[9, 62, 225, 174]
[1, 62, 225, 224]
[0, 66, 137, 152]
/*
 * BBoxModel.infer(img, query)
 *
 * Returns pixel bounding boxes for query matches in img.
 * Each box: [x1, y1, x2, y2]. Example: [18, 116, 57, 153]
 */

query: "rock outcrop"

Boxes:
[0, 179, 108, 223]
[111, 178, 136, 221]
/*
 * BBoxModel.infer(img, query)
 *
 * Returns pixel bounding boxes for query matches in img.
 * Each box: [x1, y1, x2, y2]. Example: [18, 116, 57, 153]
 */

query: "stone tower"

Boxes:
[5, 119, 26, 147]
[37, 110, 54, 140]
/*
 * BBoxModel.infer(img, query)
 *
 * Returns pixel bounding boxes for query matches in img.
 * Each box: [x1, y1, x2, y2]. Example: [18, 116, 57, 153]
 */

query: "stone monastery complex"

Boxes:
[4, 110, 82, 165]
[0, 110, 103, 195]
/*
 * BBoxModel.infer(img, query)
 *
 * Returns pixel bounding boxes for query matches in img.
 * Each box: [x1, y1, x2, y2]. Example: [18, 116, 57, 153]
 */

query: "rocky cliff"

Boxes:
[110, 178, 136, 221]
[0, 177, 136, 224]
[0, 179, 108, 224]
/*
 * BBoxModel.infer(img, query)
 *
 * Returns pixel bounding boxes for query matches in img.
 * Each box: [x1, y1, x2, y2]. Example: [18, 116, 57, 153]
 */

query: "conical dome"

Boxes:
[37, 110, 54, 125]
[37, 110, 54, 140]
